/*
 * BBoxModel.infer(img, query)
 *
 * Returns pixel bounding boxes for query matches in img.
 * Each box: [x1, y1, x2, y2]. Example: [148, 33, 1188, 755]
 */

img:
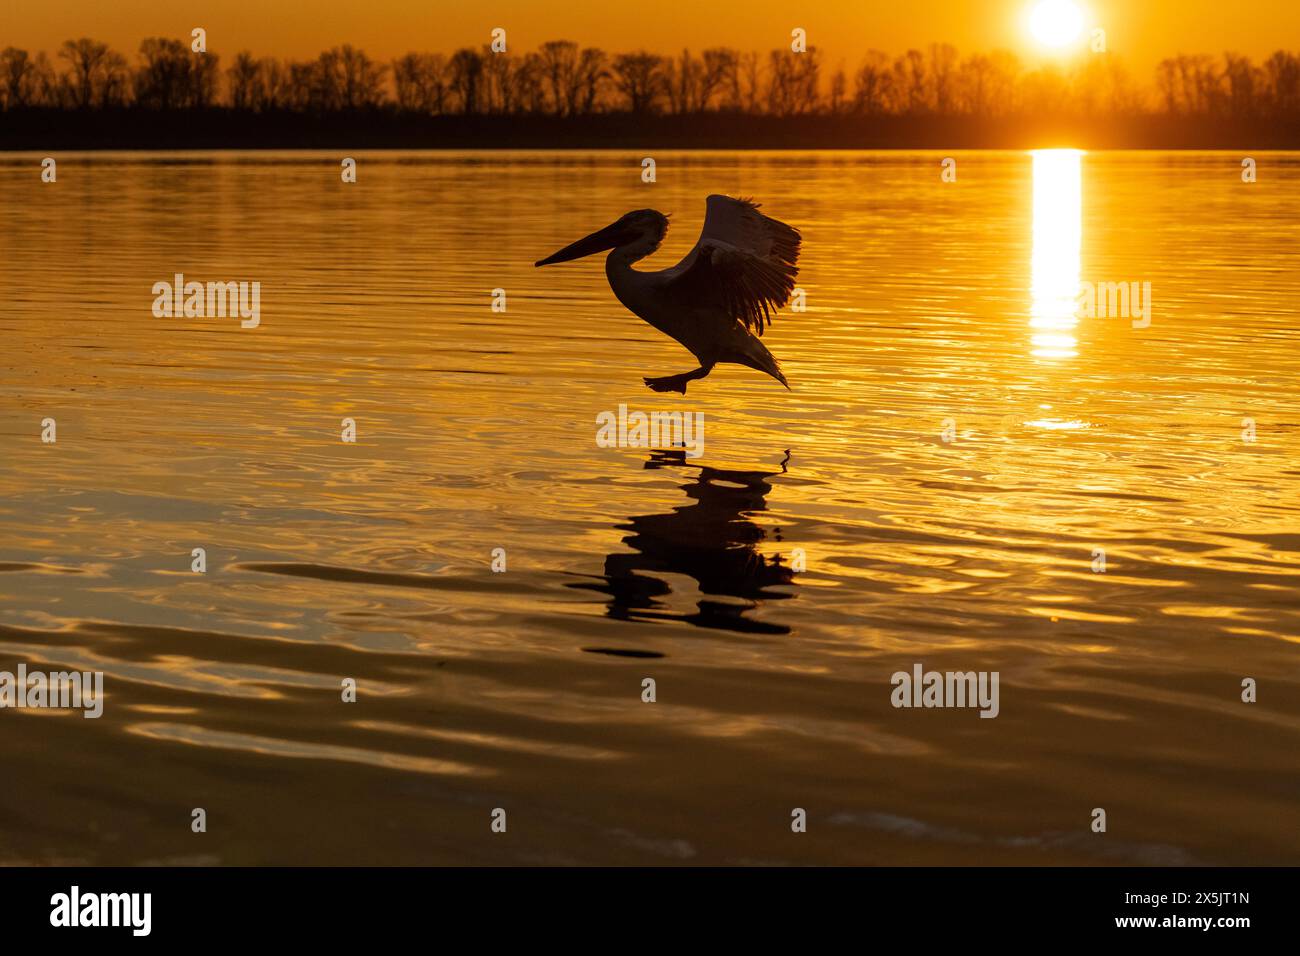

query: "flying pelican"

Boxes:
[535, 195, 801, 393]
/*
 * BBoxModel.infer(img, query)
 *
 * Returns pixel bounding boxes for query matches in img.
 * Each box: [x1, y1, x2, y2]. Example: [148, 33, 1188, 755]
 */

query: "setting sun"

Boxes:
[1028, 0, 1086, 48]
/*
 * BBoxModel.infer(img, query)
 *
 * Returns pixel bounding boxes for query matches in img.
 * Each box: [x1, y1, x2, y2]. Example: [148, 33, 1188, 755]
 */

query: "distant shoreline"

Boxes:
[3, 109, 1295, 151]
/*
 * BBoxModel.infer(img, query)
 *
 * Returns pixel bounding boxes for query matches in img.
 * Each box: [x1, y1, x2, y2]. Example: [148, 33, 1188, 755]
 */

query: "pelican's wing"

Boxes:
[662, 195, 801, 335]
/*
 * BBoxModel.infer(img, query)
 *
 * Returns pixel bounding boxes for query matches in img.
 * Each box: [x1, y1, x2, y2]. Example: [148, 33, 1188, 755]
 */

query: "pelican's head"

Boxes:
[535, 209, 668, 266]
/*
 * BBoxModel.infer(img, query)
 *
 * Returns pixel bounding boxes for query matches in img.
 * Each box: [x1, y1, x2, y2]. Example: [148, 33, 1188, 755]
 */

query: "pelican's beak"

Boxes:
[535, 221, 626, 266]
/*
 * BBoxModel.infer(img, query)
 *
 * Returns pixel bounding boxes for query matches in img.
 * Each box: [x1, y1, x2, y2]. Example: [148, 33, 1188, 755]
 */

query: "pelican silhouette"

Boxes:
[535, 195, 801, 393]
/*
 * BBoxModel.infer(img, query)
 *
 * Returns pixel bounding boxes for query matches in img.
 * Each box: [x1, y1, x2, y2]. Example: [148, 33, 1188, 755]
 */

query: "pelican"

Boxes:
[535, 195, 801, 393]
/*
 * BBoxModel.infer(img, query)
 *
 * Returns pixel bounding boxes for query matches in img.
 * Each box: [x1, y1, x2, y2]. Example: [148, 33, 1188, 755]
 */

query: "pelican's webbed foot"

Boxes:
[643, 364, 714, 395]
[643, 373, 692, 394]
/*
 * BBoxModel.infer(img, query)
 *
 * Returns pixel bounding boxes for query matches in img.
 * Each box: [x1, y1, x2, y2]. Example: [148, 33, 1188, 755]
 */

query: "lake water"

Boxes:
[0, 150, 1297, 865]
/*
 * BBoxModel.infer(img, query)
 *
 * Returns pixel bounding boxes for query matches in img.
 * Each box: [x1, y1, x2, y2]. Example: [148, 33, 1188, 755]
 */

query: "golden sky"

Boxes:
[6, 1, 1298, 71]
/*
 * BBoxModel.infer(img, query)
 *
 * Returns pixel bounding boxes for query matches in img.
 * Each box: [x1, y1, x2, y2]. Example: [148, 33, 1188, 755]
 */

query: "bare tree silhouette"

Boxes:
[5, 35, 1300, 147]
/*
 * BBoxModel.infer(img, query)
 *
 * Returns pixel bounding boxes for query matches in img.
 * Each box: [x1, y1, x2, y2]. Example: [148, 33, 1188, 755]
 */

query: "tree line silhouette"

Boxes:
[4, 38, 1299, 146]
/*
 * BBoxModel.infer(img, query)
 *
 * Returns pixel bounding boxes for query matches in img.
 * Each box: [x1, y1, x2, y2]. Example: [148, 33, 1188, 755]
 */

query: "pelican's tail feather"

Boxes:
[733, 336, 790, 389]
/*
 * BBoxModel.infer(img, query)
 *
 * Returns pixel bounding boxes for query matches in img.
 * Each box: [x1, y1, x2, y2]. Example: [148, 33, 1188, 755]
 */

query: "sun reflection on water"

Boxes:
[1030, 148, 1083, 360]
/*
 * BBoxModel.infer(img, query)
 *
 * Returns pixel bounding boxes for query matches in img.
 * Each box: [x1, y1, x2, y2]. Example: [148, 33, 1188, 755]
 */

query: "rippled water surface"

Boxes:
[1, 150, 1297, 865]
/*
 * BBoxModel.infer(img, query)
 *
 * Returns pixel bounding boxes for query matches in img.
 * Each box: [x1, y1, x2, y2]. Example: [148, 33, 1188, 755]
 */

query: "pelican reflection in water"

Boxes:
[536, 195, 801, 393]
[569, 451, 796, 634]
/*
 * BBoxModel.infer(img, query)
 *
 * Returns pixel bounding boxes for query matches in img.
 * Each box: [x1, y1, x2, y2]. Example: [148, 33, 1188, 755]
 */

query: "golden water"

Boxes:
[0, 150, 1297, 864]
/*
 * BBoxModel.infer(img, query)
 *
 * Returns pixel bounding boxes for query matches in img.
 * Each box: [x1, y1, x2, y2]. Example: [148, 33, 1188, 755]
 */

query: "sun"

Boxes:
[1027, 0, 1085, 48]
